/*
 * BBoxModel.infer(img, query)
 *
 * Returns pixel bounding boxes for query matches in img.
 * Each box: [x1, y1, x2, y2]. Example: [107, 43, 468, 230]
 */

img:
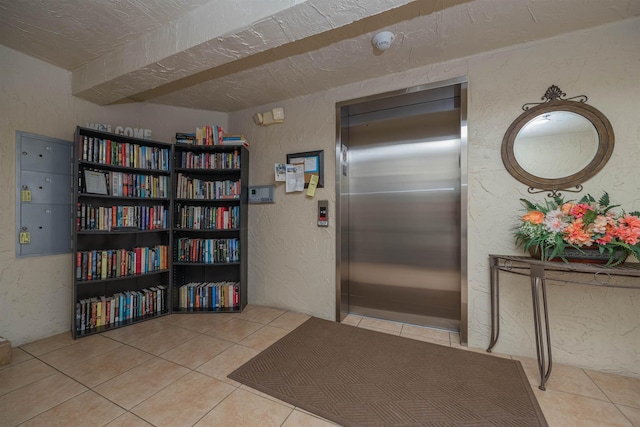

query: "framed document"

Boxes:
[83, 170, 108, 195]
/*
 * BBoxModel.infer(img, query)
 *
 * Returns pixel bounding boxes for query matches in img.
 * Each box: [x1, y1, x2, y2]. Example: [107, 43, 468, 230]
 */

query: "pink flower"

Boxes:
[569, 203, 593, 219]
[591, 215, 616, 234]
[544, 210, 567, 233]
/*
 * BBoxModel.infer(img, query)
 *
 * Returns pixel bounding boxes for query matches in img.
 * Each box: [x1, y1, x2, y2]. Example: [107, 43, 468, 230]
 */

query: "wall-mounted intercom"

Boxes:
[248, 185, 275, 204]
[318, 200, 328, 227]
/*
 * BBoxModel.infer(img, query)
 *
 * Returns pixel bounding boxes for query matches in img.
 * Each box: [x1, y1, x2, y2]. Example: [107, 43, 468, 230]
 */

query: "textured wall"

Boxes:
[0, 44, 228, 346]
[2, 17, 639, 377]
[230, 18, 640, 377]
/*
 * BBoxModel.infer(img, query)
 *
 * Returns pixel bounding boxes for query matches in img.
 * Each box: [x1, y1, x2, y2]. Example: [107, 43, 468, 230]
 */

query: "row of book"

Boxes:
[81, 170, 170, 198]
[76, 245, 169, 281]
[175, 204, 240, 230]
[176, 173, 240, 200]
[80, 136, 170, 170]
[176, 126, 224, 146]
[177, 282, 239, 310]
[175, 238, 239, 263]
[75, 285, 167, 334]
[178, 150, 241, 170]
[77, 203, 168, 231]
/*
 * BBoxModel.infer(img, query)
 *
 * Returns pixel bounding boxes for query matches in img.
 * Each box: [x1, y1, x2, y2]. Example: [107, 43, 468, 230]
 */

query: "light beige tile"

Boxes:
[533, 388, 633, 427]
[105, 411, 155, 427]
[101, 318, 172, 344]
[239, 384, 294, 408]
[585, 370, 640, 408]
[237, 305, 286, 324]
[0, 347, 33, 370]
[451, 341, 513, 359]
[126, 325, 199, 355]
[194, 388, 293, 427]
[38, 335, 123, 371]
[401, 332, 451, 347]
[449, 332, 461, 345]
[401, 323, 451, 342]
[205, 318, 264, 342]
[197, 344, 260, 386]
[159, 313, 234, 333]
[0, 358, 57, 396]
[132, 371, 235, 427]
[341, 314, 363, 326]
[513, 357, 609, 401]
[617, 404, 640, 426]
[357, 324, 401, 336]
[20, 331, 75, 356]
[239, 325, 290, 351]
[282, 409, 339, 427]
[358, 317, 402, 333]
[0, 372, 87, 426]
[161, 335, 234, 369]
[19, 390, 124, 427]
[94, 357, 189, 410]
[268, 311, 311, 331]
[65, 344, 154, 388]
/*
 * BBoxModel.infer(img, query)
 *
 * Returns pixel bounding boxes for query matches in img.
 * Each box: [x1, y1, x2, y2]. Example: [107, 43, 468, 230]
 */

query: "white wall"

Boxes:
[0, 44, 228, 346]
[229, 17, 640, 377]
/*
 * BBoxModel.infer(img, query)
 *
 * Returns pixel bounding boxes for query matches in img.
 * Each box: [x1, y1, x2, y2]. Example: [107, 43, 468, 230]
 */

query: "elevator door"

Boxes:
[342, 88, 462, 331]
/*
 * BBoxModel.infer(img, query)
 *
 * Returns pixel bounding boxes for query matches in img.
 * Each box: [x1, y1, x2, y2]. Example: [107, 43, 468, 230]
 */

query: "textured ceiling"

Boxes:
[1, 0, 639, 112]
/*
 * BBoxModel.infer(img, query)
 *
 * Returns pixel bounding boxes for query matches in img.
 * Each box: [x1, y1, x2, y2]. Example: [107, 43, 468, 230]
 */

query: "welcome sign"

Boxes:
[85, 123, 152, 139]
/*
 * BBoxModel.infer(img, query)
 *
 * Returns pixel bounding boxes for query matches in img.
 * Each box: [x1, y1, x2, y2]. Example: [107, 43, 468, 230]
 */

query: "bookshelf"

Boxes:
[72, 127, 172, 338]
[171, 142, 248, 313]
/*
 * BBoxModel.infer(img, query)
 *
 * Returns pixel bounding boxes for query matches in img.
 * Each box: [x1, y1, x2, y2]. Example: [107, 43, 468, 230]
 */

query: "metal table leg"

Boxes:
[487, 256, 500, 353]
[530, 265, 552, 390]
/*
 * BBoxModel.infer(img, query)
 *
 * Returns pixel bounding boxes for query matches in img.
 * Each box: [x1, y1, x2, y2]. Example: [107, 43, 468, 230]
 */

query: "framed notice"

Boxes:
[286, 150, 324, 188]
[83, 170, 108, 195]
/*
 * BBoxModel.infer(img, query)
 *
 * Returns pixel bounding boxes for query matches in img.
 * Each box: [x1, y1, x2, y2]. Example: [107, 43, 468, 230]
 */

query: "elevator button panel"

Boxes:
[318, 200, 328, 227]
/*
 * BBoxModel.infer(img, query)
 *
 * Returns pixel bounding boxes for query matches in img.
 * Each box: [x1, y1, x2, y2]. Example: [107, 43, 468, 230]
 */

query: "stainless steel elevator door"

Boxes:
[346, 108, 461, 331]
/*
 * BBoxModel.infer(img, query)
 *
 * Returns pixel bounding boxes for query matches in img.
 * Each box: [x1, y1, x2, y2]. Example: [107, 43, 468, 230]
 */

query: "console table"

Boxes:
[487, 254, 640, 390]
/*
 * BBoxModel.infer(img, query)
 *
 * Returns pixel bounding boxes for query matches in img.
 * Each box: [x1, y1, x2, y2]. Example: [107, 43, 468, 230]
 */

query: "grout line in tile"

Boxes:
[582, 368, 615, 404]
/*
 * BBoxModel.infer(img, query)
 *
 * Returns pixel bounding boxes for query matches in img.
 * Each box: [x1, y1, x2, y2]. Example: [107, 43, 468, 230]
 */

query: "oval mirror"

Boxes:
[513, 111, 599, 179]
[502, 93, 614, 193]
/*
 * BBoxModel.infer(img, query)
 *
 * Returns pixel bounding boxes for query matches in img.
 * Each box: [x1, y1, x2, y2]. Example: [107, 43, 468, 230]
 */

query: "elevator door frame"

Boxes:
[335, 77, 468, 345]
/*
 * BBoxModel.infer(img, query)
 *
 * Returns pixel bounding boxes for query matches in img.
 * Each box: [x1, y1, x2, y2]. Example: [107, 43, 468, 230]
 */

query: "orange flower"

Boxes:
[522, 211, 544, 224]
[613, 214, 640, 245]
[563, 218, 593, 246]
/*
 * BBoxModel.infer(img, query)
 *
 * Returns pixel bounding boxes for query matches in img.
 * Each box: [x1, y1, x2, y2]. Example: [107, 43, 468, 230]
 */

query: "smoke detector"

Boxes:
[372, 31, 395, 51]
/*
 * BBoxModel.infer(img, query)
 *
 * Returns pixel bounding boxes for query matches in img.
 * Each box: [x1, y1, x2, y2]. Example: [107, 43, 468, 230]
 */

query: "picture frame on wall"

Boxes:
[286, 150, 324, 188]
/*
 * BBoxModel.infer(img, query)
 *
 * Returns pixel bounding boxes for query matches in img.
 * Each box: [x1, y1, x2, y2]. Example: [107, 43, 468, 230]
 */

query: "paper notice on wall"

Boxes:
[306, 174, 319, 197]
[275, 163, 286, 181]
[285, 163, 305, 193]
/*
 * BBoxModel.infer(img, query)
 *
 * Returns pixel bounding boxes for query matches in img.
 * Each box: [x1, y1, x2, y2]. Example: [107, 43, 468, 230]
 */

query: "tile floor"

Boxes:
[1, 305, 639, 426]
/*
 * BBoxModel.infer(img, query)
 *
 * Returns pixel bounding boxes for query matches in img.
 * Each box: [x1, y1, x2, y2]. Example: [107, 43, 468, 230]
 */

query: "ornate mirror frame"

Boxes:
[501, 85, 614, 195]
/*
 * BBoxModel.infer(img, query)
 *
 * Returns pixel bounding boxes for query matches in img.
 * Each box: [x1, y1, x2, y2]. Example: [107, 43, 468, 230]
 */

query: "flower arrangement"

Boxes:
[514, 192, 640, 265]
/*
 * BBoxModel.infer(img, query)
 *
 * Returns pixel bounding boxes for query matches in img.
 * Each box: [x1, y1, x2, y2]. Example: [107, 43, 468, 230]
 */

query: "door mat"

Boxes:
[229, 317, 547, 426]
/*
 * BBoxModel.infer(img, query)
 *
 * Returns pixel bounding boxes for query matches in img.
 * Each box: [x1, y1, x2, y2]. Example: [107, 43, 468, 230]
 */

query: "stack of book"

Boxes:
[221, 134, 249, 148]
